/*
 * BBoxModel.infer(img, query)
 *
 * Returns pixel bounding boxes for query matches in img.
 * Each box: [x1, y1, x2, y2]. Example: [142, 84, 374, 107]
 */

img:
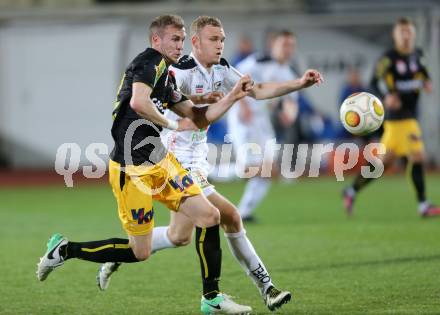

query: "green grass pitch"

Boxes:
[1, 175, 440, 314]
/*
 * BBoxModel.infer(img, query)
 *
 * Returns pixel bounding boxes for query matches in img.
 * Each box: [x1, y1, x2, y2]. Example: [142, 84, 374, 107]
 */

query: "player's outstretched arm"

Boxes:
[188, 91, 225, 105]
[130, 82, 197, 131]
[250, 69, 323, 100]
[172, 75, 252, 128]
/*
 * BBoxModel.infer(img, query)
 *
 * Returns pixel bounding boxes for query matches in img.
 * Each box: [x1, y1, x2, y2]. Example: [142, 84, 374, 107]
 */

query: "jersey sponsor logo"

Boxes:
[396, 60, 407, 74]
[395, 79, 423, 92]
[191, 132, 206, 142]
[169, 174, 194, 191]
[251, 263, 271, 284]
[409, 59, 418, 73]
[171, 90, 182, 103]
[152, 98, 168, 112]
[190, 169, 211, 189]
[154, 59, 167, 87]
[196, 84, 204, 94]
[191, 128, 208, 142]
[213, 81, 222, 90]
[131, 208, 154, 224]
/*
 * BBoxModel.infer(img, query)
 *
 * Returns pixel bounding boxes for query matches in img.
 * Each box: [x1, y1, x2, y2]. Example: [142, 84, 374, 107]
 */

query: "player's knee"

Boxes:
[221, 209, 242, 233]
[172, 235, 192, 247]
[168, 229, 192, 247]
[205, 206, 221, 227]
[230, 211, 242, 231]
[410, 152, 425, 163]
[133, 247, 151, 261]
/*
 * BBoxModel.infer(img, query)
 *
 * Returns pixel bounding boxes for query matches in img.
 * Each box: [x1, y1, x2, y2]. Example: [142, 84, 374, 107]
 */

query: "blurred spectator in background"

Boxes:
[229, 30, 300, 220]
[270, 33, 299, 144]
[286, 93, 333, 143]
[339, 67, 365, 102]
[337, 67, 367, 139]
[231, 35, 254, 67]
[266, 30, 335, 144]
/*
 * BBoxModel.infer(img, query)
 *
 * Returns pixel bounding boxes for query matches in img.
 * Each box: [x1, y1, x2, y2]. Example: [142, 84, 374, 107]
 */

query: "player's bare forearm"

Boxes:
[193, 75, 252, 127]
[175, 76, 252, 128]
[187, 95, 204, 105]
[170, 100, 216, 129]
[188, 92, 225, 105]
[252, 69, 323, 100]
[192, 93, 237, 128]
[171, 100, 208, 128]
[252, 80, 304, 100]
[171, 99, 230, 129]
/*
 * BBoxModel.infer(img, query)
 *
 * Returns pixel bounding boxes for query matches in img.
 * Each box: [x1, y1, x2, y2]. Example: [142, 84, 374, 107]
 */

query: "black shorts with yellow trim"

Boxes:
[380, 119, 425, 157]
[109, 153, 202, 236]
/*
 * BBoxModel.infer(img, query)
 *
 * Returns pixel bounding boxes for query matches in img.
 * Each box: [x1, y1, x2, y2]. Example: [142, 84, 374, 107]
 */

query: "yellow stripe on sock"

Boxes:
[198, 228, 209, 279]
[115, 243, 130, 249]
[81, 244, 114, 253]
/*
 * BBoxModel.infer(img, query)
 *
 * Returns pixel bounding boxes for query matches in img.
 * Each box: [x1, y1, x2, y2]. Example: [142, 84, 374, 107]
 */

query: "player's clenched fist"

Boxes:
[230, 75, 253, 101]
[300, 69, 324, 88]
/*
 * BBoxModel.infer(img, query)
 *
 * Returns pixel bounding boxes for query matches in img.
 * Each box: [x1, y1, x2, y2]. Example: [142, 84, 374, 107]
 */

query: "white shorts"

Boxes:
[189, 168, 216, 197]
[229, 115, 278, 167]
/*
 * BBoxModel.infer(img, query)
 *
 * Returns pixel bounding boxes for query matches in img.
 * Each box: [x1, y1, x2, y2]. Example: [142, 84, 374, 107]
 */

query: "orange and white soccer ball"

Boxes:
[339, 92, 384, 135]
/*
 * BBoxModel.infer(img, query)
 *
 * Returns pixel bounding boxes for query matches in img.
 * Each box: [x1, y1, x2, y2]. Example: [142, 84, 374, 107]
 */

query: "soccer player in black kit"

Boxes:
[343, 17, 440, 217]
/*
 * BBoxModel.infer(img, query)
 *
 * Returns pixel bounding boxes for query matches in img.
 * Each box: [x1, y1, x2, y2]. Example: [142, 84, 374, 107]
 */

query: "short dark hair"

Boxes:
[149, 14, 185, 44]
[395, 17, 414, 27]
[191, 16, 223, 36]
[274, 29, 296, 39]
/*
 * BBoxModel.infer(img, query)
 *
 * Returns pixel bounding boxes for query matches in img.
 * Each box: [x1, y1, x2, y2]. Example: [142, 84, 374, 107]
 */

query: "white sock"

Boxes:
[346, 186, 356, 198]
[225, 229, 273, 295]
[238, 177, 271, 218]
[418, 201, 430, 213]
[151, 226, 176, 254]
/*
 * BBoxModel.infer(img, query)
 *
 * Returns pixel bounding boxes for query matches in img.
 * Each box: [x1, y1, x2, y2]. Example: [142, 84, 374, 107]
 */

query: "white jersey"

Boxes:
[227, 54, 299, 131]
[227, 54, 299, 165]
[161, 53, 241, 175]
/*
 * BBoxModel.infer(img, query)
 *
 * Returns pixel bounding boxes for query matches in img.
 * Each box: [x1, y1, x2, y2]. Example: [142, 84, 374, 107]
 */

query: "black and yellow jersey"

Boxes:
[370, 48, 430, 121]
[110, 48, 187, 166]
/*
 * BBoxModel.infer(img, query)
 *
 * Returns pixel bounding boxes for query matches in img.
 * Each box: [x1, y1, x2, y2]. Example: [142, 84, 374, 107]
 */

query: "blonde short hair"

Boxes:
[149, 14, 185, 44]
[191, 16, 223, 36]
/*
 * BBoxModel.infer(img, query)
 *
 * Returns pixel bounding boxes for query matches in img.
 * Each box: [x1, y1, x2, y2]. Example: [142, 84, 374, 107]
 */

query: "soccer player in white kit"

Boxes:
[228, 30, 300, 221]
[97, 17, 323, 313]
